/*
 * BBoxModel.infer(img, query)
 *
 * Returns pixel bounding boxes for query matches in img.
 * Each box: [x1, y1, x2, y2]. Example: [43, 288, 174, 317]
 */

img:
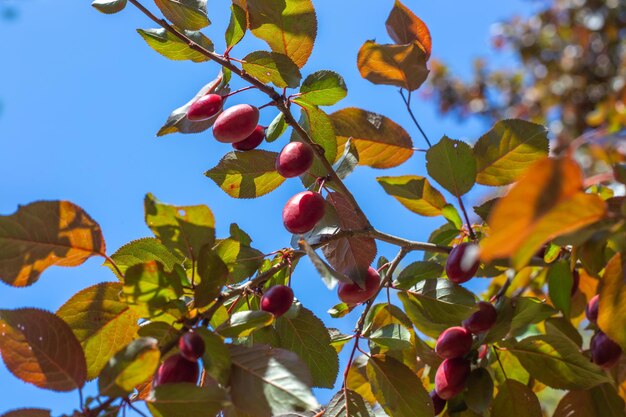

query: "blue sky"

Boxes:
[0, 0, 536, 412]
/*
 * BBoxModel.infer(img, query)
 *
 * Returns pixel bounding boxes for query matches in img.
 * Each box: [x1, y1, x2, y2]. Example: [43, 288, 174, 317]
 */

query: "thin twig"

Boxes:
[399, 89, 432, 148]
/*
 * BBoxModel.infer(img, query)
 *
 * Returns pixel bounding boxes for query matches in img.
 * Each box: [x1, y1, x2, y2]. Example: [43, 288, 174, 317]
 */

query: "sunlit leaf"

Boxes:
[509, 297, 557, 336]
[293, 101, 337, 164]
[122, 261, 185, 315]
[247, 0, 317, 68]
[553, 383, 626, 417]
[228, 344, 320, 416]
[0, 308, 87, 391]
[153, 0, 209, 31]
[426, 136, 476, 197]
[98, 337, 160, 398]
[385, 0, 431, 55]
[147, 383, 229, 417]
[331, 108, 413, 169]
[357, 41, 429, 91]
[491, 379, 541, 417]
[473, 119, 549, 186]
[92, 0, 126, 14]
[57, 282, 140, 380]
[242, 51, 302, 89]
[0, 201, 105, 287]
[299, 70, 347, 106]
[105, 238, 181, 280]
[480, 157, 606, 269]
[266, 112, 288, 142]
[216, 311, 274, 338]
[214, 234, 264, 285]
[377, 175, 447, 217]
[598, 253, 626, 350]
[205, 150, 286, 199]
[324, 389, 374, 417]
[275, 307, 339, 388]
[137, 28, 213, 62]
[225, 3, 247, 48]
[333, 138, 360, 180]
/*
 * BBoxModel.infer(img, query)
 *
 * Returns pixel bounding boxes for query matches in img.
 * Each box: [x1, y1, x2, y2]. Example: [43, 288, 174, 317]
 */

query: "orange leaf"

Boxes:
[0, 201, 106, 287]
[598, 253, 626, 350]
[385, 0, 432, 56]
[480, 157, 606, 269]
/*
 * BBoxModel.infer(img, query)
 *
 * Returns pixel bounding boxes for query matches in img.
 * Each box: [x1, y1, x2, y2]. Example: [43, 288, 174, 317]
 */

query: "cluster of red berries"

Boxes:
[431, 301, 498, 415]
[586, 294, 622, 368]
[445, 242, 480, 284]
[153, 331, 206, 387]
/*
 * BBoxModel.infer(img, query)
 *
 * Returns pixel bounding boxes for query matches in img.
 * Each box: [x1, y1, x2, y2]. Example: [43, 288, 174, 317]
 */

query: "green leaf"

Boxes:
[299, 71, 347, 106]
[0, 308, 87, 392]
[473, 119, 549, 186]
[491, 379, 541, 417]
[266, 112, 288, 142]
[153, 0, 209, 31]
[195, 328, 231, 385]
[410, 278, 477, 304]
[333, 138, 360, 180]
[328, 303, 352, 318]
[0, 410, 51, 417]
[228, 344, 320, 416]
[0, 200, 105, 287]
[357, 41, 429, 91]
[157, 71, 230, 137]
[325, 390, 374, 417]
[545, 317, 583, 347]
[105, 238, 181, 280]
[137, 28, 213, 62]
[246, 0, 317, 68]
[553, 383, 626, 417]
[56, 282, 141, 380]
[216, 311, 274, 338]
[146, 383, 229, 417]
[98, 337, 160, 398]
[547, 261, 573, 316]
[366, 355, 433, 417]
[122, 261, 185, 315]
[501, 333, 612, 390]
[509, 297, 557, 335]
[377, 175, 447, 217]
[369, 324, 412, 351]
[426, 136, 477, 197]
[144, 193, 216, 260]
[293, 101, 337, 163]
[442, 204, 463, 229]
[194, 245, 229, 308]
[331, 107, 413, 169]
[329, 329, 353, 353]
[393, 261, 443, 290]
[275, 307, 339, 388]
[205, 150, 286, 199]
[225, 3, 247, 48]
[214, 236, 264, 285]
[473, 198, 499, 223]
[91, 0, 126, 14]
[242, 51, 302, 89]
[464, 368, 493, 414]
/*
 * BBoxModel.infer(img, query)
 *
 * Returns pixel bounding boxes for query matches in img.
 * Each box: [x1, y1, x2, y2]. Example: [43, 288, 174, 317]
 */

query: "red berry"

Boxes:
[462, 302, 497, 334]
[282, 191, 326, 234]
[276, 142, 314, 178]
[446, 243, 480, 284]
[187, 94, 223, 121]
[232, 125, 265, 151]
[261, 285, 294, 317]
[591, 331, 622, 369]
[435, 358, 471, 400]
[586, 294, 599, 324]
[571, 269, 580, 296]
[178, 331, 205, 361]
[430, 390, 446, 416]
[153, 353, 199, 387]
[212, 104, 259, 143]
[337, 267, 381, 305]
[435, 326, 473, 359]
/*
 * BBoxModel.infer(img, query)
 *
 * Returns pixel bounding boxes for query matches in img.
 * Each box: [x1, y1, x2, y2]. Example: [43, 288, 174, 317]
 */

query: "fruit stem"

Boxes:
[222, 85, 257, 98]
[492, 346, 508, 379]
[342, 334, 360, 389]
[457, 196, 477, 240]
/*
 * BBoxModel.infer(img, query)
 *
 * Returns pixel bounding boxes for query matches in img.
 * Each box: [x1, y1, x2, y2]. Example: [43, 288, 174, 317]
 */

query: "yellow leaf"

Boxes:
[598, 253, 626, 350]
[481, 157, 606, 269]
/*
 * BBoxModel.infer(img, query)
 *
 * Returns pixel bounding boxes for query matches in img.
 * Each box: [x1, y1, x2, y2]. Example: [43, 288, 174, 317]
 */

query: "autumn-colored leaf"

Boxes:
[385, 0, 431, 56]
[377, 175, 447, 216]
[0, 201, 106, 287]
[247, 0, 317, 68]
[330, 108, 413, 169]
[357, 41, 429, 91]
[598, 253, 626, 350]
[481, 157, 606, 269]
[0, 308, 87, 391]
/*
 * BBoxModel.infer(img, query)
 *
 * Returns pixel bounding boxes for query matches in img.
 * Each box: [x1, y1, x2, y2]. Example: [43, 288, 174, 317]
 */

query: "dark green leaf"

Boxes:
[473, 198, 499, 223]
[153, 0, 209, 31]
[553, 383, 626, 417]
[393, 261, 443, 290]
[509, 297, 557, 335]
[545, 317, 583, 347]
[464, 368, 493, 414]
[98, 337, 159, 398]
[105, 238, 181, 280]
[195, 328, 231, 385]
[426, 136, 477, 197]
[216, 311, 274, 338]
[369, 324, 412, 351]
[225, 3, 247, 48]
[325, 390, 374, 417]
[491, 379, 541, 417]
[366, 355, 432, 417]
[242, 51, 302, 89]
[299, 71, 347, 106]
[266, 113, 288, 142]
[547, 261, 573, 316]
[228, 344, 320, 416]
[276, 307, 339, 388]
[147, 384, 229, 417]
[137, 28, 213, 62]
[293, 101, 337, 165]
[377, 175, 447, 217]
[91, 0, 126, 14]
[194, 245, 229, 308]
[205, 150, 286, 199]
